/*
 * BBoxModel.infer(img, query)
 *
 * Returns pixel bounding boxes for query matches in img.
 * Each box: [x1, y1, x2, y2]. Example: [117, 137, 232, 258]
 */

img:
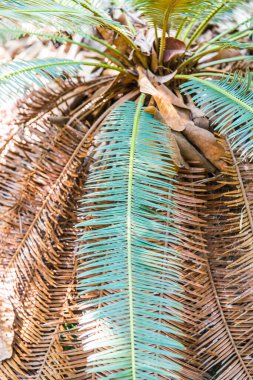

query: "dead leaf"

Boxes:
[134, 29, 153, 55]
[49, 116, 70, 127]
[114, 35, 130, 56]
[183, 121, 227, 170]
[167, 127, 190, 168]
[163, 37, 186, 63]
[96, 26, 114, 44]
[156, 84, 190, 110]
[138, 67, 186, 131]
[151, 46, 158, 73]
[186, 96, 210, 130]
[144, 106, 189, 168]
[115, 13, 128, 26]
[173, 131, 216, 173]
[0, 292, 15, 362]
[147, 69, 177, 84]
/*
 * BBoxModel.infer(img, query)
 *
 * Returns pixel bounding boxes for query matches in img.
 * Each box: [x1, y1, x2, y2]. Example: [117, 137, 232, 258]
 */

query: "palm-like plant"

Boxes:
[0, 0, 253, 379]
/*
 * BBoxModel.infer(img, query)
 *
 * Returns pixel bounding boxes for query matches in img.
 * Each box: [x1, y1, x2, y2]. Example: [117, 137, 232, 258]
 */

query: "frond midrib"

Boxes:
[127, 94, 145, 379]
[0, 60, 126, 82]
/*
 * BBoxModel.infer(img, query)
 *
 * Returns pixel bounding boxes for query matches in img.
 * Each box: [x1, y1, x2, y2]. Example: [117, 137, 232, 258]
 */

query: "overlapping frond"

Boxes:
[0, 0, 93, 32]
[180, 73, 253, 159]
[76, 99, 192, 379]
[0, 0, 134, 58]
[185, 0, 245, 47]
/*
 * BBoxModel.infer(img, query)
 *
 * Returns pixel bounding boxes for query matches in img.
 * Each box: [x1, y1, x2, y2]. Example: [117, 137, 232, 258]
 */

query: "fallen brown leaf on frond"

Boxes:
[138, 68, 227, 171]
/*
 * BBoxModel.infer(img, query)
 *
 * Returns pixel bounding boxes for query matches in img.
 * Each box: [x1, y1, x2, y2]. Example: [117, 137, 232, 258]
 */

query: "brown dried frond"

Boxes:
[180, 137, 253, 379]
[0, 107, 93, 379]
[153, 136, 253, 379]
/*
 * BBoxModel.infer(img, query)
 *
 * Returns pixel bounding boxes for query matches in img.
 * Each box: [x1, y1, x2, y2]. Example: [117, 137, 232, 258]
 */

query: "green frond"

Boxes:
[0, 58, 125, 105]
[180, 73, 253, 159]
[212, 39, 253, 50]
[197, 54, 253, 69]
[0, 1, 144, 63]
[77, 99, 185, 379]
[0, 0, 94, 32]
[196, 16, 253, 53]
[0, 23, 126, 67]
[186, 0, 245, 48]
[0, 0, 127, 36]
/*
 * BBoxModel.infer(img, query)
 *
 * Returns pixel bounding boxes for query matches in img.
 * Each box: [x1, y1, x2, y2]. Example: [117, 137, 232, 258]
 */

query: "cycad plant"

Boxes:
[0, 0, 253, 379]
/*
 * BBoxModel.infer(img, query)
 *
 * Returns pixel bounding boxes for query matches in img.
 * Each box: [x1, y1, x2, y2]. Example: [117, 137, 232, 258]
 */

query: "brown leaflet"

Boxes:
[17, 76, 113, 125]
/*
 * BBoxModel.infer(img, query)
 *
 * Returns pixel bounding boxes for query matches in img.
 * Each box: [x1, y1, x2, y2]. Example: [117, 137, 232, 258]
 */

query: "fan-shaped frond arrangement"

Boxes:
[180, 74, 253, 159]
[2, 77, 253, 379]
[0, 0, 253, 378]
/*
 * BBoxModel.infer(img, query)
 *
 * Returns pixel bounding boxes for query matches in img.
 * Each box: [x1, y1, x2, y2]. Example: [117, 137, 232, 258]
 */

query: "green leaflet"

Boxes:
[131, 0, 213, 28]
[76, 100, 185, 379]
[0, 23, 126, 67]
[180, 73, 253, 159]
[0, 58, 126, 105]
[0, 1, 135, 56]
[0, 0, 123, 34]
[186, 0, 245, 47]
